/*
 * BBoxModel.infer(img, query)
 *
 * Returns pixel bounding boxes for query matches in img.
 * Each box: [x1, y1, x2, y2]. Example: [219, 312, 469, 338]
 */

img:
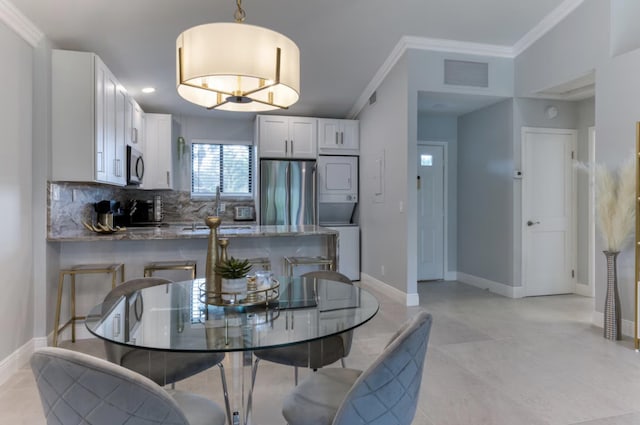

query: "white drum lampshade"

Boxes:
[176, 22, 300, 112]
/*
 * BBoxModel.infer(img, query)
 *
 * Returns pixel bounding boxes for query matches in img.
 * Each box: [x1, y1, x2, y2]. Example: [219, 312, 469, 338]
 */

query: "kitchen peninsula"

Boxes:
[48, 223, 337, 279]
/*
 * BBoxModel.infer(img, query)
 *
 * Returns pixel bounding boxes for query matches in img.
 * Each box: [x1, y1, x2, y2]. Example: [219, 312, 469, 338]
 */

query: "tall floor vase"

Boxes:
[603, 251, 621, 341]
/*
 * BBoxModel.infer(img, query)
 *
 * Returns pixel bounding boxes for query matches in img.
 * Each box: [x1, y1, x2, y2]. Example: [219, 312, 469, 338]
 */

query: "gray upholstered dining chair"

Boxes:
[251, 270, 354, 386]
[282, 310, 432, 425]
[30, 347, 227, 425]
[101, 277, 230, 423]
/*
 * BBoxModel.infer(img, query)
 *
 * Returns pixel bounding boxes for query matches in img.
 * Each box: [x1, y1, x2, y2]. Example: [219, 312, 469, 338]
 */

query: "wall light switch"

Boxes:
[219, 202, 226, 213]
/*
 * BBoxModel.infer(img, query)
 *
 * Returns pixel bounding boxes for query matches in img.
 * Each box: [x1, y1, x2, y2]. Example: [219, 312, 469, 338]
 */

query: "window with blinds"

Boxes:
[191, 142, 253, 197]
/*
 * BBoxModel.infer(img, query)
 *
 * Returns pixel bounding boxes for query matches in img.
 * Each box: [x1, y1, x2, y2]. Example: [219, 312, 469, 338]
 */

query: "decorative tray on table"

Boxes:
[200, 277, 280, 308]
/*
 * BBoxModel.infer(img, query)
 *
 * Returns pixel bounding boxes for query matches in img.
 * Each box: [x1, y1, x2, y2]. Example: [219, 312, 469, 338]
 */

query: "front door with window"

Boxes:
[418, 144, 444, 281]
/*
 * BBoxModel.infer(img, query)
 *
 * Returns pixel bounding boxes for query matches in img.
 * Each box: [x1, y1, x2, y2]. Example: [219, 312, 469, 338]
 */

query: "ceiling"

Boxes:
[11, 0, 569, 119]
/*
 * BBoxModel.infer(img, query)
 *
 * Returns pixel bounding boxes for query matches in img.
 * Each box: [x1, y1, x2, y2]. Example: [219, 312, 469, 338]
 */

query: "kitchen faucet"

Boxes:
[214, 185, 221, 216]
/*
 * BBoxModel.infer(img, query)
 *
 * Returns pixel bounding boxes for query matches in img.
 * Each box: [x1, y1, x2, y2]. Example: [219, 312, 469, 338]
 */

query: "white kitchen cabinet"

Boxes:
[52, 50, 126, 185]
[126, 96, 145, 149]
[318, 119, 359, 154]
[144, 113, 174, 190]
[257, 115, 317, 158]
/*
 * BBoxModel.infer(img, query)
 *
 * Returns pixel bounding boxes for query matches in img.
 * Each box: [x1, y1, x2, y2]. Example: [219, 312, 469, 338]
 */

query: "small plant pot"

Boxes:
[222, 277, 247, 303]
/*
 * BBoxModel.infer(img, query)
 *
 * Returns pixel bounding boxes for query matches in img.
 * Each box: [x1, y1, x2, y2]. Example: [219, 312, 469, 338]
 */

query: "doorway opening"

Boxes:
[417, 142, 448, 282]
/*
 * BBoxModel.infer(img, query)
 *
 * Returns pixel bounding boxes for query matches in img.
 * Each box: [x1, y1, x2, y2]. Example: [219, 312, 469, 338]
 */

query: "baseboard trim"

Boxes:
[457, 272, 524, 299]
[575, 282, 593, 297]
[444, 271, 458, 281]
[0, 337, 47, 387]
[591, 311, 635, 338]
[361, 273, 420, 306]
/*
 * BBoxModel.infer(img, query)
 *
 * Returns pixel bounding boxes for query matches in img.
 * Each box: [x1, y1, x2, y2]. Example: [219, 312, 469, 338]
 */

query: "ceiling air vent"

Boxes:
[444, 59, 489, 88]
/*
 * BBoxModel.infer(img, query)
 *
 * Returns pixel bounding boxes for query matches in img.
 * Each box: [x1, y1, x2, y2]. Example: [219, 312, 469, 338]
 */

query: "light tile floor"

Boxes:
[2, 279, 639, 425]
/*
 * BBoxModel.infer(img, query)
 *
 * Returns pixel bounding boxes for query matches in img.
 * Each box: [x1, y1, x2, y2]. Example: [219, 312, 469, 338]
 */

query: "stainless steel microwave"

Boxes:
[127, 145, 144, 185]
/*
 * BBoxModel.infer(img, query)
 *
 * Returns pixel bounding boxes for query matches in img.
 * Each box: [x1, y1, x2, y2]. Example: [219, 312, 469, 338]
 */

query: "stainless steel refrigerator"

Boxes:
[260, 159, 316, 225]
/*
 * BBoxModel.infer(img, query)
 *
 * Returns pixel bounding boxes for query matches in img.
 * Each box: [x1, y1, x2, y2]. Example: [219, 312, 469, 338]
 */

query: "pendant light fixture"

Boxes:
[176, 0, 300, 112]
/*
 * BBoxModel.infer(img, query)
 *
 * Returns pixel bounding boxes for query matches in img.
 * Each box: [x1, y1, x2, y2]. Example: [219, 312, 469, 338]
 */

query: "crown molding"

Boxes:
[347, 36, 514, 118]
[0, 0, 43, 47]
[512, 0, 585, 56]
[402, 36, 514, 58]
[348, 0, 586, 119]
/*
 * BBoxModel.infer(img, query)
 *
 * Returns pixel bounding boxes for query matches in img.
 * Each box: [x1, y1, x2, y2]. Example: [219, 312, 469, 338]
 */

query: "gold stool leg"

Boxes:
[70, 273, 76, 343]
[191, 264, 196, 280]
[53, 271, 66, 347]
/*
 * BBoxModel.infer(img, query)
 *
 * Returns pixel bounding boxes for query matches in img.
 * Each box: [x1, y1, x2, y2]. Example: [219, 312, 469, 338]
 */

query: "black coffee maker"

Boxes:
[93, 200, 121, 228]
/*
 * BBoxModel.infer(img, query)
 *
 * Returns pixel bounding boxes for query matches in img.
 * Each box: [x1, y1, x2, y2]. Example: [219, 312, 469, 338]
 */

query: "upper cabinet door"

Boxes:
[257, 115, 317, 159]
[145, 113, 173, 190]
[318, 119, 359, 155]
[51, 50, 127, 186]
[289, 117, 317, 159]
[126, 96, 144, 148]
[258, 116, 290, 157]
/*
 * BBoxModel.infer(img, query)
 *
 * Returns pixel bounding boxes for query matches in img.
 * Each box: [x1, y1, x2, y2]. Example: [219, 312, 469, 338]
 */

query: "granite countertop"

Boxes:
[47, 223, 338, 242]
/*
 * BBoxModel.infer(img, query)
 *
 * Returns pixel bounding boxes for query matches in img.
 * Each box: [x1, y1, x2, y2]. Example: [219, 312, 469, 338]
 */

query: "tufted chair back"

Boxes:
[30, 347, 191, 425]
[331, 311, 432, 425]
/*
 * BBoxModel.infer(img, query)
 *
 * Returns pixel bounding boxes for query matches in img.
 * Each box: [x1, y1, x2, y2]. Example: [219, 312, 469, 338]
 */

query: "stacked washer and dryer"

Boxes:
[317, 155, 360, 280]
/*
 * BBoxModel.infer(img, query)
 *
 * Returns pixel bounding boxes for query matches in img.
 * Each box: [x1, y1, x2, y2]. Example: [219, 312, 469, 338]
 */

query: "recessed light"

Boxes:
[142, 87, 156, 94]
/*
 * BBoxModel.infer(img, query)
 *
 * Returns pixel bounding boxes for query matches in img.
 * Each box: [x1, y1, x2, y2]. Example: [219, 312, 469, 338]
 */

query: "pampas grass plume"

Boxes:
[590, 157, 636, 252]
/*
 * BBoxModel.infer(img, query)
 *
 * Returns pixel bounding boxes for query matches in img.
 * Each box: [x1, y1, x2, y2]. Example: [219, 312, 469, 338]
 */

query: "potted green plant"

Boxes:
[215, 257, 252, 303]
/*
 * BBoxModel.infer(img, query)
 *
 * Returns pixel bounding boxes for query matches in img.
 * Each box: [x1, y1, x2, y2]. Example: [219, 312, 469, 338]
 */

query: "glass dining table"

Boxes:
[85, 275, 379, 425]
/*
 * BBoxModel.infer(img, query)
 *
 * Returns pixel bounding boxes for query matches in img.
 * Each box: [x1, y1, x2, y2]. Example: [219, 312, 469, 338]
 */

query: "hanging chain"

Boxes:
[234, 0, 246, 22]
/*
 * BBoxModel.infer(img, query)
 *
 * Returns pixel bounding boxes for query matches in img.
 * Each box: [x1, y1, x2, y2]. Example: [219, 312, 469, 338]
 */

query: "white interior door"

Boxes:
[522, 128, 576, 296]
[418, 145, 444, 280]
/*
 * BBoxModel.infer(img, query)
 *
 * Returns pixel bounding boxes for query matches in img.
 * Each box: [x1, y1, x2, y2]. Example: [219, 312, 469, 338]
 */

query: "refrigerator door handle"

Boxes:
[312, 163, 318, 225]
[285, 162, 291, 226]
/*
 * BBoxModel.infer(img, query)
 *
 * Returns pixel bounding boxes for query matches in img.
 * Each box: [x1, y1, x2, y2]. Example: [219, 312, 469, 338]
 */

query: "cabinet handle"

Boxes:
[132, 127, 138, 144]
[335, 132, 339, 145]
[166, 171, 170, 186]
[97, 152, 104, 172]
[290, 140, 294, 155]
[113, 159, 118, 176]
[341, 132, 344, 145]
[285, 140, 288, 154]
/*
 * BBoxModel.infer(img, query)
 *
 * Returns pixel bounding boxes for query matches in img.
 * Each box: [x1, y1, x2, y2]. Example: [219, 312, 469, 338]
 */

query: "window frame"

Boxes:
[190, 139, 255, 200]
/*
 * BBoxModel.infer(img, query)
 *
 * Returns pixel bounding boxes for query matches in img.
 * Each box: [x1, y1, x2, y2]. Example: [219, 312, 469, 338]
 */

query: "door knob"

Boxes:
[527, 220, 540, 226]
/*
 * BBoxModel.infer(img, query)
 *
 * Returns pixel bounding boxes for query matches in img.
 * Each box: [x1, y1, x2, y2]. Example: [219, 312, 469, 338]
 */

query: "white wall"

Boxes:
[593, 49, 640, 320]
[515, 0, 608, 97]
[358, 53, 411, 297]
[0, 20, 34, 360]
[575, 98, 596, 289]
[457, 99, 515, 286]
[516, 0, 639, 320]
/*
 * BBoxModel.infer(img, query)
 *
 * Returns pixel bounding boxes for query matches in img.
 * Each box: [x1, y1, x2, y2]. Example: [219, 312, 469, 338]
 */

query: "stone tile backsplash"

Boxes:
[48, 182, 255, 236]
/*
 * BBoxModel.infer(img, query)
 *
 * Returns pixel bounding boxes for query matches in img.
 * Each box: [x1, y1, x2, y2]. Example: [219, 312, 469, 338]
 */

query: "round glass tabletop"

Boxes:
[85, 276, 379, 352]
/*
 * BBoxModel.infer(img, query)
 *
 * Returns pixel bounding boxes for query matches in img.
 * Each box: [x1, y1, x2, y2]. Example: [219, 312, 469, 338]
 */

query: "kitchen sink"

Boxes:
[181, 225, 253, 231]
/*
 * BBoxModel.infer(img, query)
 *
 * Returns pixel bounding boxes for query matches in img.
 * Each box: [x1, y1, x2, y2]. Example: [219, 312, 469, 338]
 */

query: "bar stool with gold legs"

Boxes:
[283, 256, 334, 278]
[143, 260, 197, 280]
[247, 257, 271, 272]
[53, 263, 125, 347]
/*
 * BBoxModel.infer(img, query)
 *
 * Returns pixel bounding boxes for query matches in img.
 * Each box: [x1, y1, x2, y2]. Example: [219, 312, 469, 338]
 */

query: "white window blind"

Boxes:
[191, 142, 253, 197]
